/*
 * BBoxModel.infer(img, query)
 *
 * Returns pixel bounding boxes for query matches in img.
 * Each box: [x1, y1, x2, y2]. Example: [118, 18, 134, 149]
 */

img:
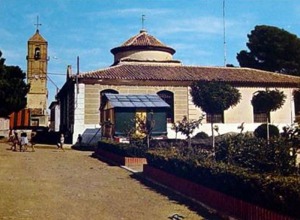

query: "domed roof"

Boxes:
[111, 30, 175, 55]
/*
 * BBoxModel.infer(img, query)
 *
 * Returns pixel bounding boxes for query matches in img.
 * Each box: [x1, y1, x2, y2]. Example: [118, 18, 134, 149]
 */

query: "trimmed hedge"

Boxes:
[145, 150, 300, 218]
[97, 140, 147, 158]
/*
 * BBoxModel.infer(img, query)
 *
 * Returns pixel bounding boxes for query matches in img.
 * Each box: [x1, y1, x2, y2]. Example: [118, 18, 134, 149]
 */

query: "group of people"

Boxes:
[9, 131, 35, 152]
[8, 131, 79, 152]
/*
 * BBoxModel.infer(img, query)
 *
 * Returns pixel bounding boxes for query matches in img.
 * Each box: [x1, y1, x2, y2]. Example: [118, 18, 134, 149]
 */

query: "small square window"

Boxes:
[254, 112, 269, 123]
[206, 113, 224, 123]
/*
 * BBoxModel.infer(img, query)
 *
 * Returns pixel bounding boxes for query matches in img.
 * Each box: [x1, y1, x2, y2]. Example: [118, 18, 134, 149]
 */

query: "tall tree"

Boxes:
[251, 89, 286, 142]
[190, 80, 241, 155]
[0, 51, 30, 117]
[237, 25, 300, 76]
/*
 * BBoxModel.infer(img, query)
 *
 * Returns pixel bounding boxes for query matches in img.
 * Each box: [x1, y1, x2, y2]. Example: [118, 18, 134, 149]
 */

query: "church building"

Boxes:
[56, 29, 300, 144]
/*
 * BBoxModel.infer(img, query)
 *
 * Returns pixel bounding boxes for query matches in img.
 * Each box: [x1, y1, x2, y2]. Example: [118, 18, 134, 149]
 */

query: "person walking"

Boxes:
[8, 130, 14, 150]
[77, 134, 82, 147]
[57, 133, 65, 152]
[12, 132, 19, 152]
[29, 131, 36, 152]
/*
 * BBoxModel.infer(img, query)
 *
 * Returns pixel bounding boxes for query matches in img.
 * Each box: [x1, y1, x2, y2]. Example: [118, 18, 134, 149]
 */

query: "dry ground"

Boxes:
[0, 142, 221, 220]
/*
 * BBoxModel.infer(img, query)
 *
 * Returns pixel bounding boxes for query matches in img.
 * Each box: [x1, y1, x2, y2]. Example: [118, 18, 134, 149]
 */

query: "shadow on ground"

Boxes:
[89, 152, 120, 167]
[130, 173, 224, 220]
[71, 144, 96, 151]
[79, 147, 225, 219]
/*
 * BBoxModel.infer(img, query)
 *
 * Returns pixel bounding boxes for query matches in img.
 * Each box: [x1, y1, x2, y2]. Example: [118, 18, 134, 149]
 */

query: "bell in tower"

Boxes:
[34, 47, 41, 60]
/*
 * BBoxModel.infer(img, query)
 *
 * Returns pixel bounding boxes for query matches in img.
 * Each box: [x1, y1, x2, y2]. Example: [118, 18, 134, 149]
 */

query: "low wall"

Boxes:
[95, 149, 147, 171]
[143, 165, 294, 220]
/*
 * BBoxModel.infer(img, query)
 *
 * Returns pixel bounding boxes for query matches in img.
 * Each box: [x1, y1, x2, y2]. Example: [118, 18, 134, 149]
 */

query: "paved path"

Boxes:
[0, 142, 221, 220]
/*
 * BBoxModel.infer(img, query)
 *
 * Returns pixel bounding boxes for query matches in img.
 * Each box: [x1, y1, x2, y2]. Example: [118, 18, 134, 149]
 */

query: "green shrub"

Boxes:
[193, 131, 209, 139]
[150, 139, 187, 149]
[254, 123, 280, 139]
[216, 134, 297, 175]
[97, 140, 147, 158]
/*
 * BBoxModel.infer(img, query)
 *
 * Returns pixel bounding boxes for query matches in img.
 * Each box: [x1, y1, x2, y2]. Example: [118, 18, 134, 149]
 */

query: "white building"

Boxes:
[56, 30, 300, 144]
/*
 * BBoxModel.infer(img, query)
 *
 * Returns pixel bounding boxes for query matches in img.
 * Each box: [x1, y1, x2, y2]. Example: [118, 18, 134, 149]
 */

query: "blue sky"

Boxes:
[1, 0, 300, 104]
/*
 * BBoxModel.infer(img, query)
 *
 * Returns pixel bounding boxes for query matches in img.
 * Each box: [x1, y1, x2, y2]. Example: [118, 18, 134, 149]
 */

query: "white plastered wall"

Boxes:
[115, 50, 173, 63]
[167, 86, 296, 139]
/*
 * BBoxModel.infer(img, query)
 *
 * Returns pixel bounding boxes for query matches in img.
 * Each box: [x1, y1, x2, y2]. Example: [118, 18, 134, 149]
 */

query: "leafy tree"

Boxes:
[251, 89, 286, 120]
[190, 80, 241, 154]
[172, 115, 204, 148]
[0, 51, 30, 117]
[251, 89, 286, 141]
[237, 25, 300, 76]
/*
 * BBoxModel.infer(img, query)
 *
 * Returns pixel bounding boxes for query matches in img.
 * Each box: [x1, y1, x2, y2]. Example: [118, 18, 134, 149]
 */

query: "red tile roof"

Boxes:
[111, 30, 175, 55]
[122, 30, 167, 47]
[77, 63, 300, 87]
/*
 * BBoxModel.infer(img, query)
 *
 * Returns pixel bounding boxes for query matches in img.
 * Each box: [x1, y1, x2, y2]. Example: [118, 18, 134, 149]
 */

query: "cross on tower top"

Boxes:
[34, 16, 42, 32]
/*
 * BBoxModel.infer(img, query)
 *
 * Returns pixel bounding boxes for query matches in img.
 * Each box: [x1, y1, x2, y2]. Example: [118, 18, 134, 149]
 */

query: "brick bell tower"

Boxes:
[26, 17, 48, 127]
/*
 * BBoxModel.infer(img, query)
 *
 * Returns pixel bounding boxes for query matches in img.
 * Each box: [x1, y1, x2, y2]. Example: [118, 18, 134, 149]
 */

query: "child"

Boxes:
[12, 132, 19, 151]
[8, 130, 14, 149]
[20, 132, 28, 152]
[57, 134, 65, 151]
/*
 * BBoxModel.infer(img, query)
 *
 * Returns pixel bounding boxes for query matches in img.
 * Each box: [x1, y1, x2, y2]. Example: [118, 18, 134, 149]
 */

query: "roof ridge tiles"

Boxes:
[76, 62, 300, 85]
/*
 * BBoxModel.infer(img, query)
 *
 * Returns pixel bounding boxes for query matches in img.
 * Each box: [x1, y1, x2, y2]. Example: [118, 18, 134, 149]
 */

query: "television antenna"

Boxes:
[223, 0, 227, 67]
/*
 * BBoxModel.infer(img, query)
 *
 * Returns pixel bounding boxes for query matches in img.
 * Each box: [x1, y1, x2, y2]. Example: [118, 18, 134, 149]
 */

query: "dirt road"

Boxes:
[0, 142, 220, 220]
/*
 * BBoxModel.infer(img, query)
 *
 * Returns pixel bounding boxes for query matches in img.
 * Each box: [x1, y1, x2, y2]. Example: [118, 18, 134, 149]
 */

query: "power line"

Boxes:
[47, 72, 65, 76]
[47, 75, 60, 94]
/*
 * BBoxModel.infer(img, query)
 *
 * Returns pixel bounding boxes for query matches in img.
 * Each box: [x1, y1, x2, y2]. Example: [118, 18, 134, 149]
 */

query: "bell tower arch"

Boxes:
[26, 18, 48, 127]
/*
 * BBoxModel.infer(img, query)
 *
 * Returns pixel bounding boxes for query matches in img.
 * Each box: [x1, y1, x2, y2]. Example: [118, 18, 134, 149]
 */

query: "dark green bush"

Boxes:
[254, 123, 280, 139]
[150, 139, 187, 149]
[193, 131, 209, 139]
[97, 140, 147, 158]
[216, 134, 297, 175]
